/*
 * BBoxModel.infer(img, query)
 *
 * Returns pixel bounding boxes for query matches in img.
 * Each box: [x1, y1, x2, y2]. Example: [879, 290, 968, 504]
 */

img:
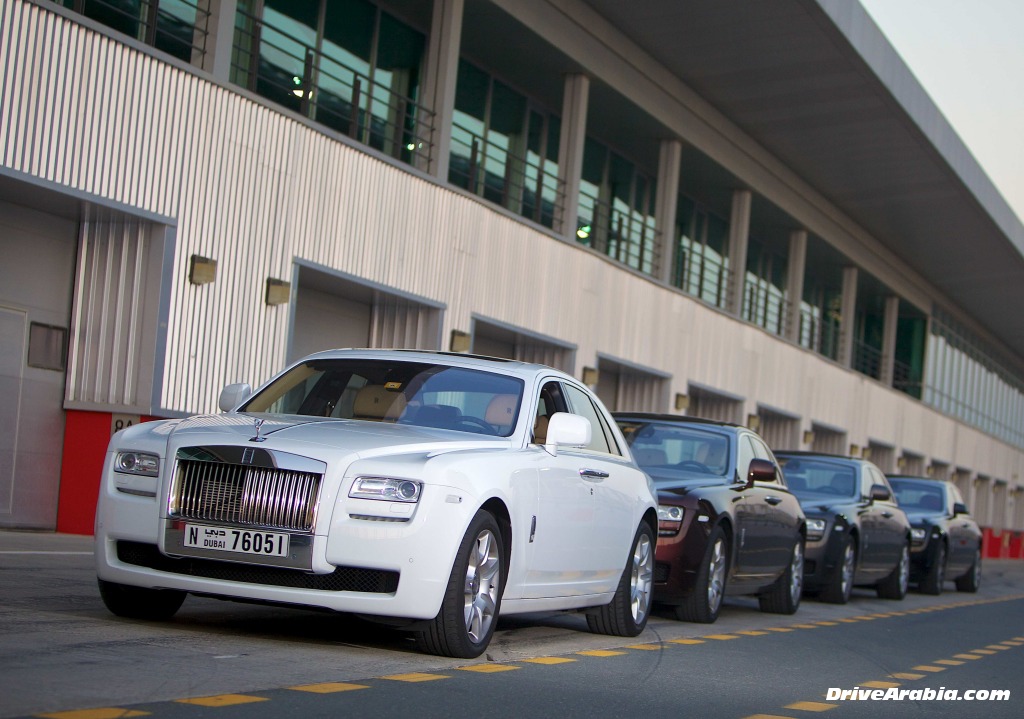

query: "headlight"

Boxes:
[657, 505, 684, 536]
[806, 518, 827, 541]
[114, 451, 160, 477]
[349, 477, 422, 503]
[910, 527, 927, 543]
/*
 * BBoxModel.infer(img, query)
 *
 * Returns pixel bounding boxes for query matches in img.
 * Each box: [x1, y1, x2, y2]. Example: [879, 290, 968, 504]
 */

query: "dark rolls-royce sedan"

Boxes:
[614, 413, 806, 623]
[774, 452, 912, 604]
[887, 475, 983, 595]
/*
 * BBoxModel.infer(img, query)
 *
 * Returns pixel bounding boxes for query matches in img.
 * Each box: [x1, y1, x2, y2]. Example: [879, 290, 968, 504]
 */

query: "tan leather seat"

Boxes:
[533, 415, 549, 444]
[484, 394, 518, 434]
[352, 385, 407, 421]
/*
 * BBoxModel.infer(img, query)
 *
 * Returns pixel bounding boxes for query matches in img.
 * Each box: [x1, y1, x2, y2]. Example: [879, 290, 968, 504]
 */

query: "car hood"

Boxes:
[160, 412, 511, 459]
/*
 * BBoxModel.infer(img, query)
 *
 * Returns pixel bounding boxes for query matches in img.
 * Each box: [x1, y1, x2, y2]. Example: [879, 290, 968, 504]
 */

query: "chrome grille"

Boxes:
[173, 459, 321, 532]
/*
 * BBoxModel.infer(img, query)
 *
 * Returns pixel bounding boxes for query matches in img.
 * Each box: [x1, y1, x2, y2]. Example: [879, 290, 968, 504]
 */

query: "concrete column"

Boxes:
[727, 189, 752, 316]
[785, 229, 807, 343]
[421, 0, 465, 179]
[880, 295, 900, 386]
[838, 266, 858, 368]
[654, 139, 682, 284]
[203, 0, 240, 82]
[555, 74, 590, 240]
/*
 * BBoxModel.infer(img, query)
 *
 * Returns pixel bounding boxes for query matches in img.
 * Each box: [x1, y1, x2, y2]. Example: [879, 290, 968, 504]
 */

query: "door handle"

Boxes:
[579, 468, 609, 480]
[764, 496, 783, 506]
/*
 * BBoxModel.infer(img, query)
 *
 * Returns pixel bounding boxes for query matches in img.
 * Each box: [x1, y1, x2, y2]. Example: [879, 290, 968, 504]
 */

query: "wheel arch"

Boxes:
[479, 497, 512, 585]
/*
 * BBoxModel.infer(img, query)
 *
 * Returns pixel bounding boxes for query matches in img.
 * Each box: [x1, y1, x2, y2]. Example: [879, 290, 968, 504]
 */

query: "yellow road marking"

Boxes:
[522, 657, 576, 665]
[836, 618, 859, 623]
[1001, 641, 1023, 646]
[970, 649, 997, 655]
[289, 682, 369, 693]
[626, 643, 664, 650]
[912, 665, 946, 673]
[852, 616, 876, 620]
[860, 681, 900, 688]
[37, 711, 149, 719]
[736, 630, 770, 636]
[175, 695, 267, 707]
[765, 627, 795, 632]
[985, 644, 1011, 650]
[953, 653, 983, 660]
[669, 638, 705, 644]
[576, 649, 626, 657]
[790, 624, 819, 629]
[814, 621, 839, 626]
[933, 659, 964, 666]
[705, 634, 740, 640]
[459, 664, 520, 673]
[381, 672, 449, 682]
[784, 700, 838, 711]
[889, 672, 926, 680]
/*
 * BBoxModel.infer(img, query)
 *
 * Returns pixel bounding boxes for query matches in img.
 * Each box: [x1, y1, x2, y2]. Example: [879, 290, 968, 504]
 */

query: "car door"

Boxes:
[946, 484, 979, 572]
[856, 465, 890, 575]
[747, 434, 800, 572]
[521, 380, 630, 599]
[730, 433, 777, 580]
[561, 382, 638, 584]
[867, 466, 905, 566]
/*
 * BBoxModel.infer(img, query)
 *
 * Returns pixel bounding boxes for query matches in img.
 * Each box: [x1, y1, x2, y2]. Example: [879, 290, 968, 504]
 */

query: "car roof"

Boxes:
[774, 450, 861, 462]
[295, 348, 573, 383]
[887, 475, 940, 484]
[611, 412, 743, 430]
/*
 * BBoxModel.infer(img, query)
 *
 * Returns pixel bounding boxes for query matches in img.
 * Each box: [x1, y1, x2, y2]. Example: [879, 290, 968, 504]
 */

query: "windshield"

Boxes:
[240, 359, 524, 437]
[618, 421, 731, 483]
[889, 479, 946, 513]
[778, 457, 858, 500]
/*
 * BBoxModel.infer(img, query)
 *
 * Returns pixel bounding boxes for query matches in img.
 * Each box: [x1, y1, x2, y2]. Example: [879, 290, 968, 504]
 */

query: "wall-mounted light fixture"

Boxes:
[926, 464, 934, 477]
[861, 447, 872, 461]
[802, 430, 815, 446]
[897, 456, 907, 470]
[675, 393, 689, 412]
[450, 330, 471, 353]
[848, 444, 860, 458]
[747, 413, 761, 431]
[582, 367, 599, 386]
[265, 278, 290, 306]
[189, 255, 217, 285]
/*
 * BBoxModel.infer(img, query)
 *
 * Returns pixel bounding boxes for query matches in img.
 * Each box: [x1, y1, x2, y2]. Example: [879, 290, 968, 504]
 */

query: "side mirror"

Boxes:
[219, 383, 252, 412]
[953, 502, 968, 516]
[544, 412, 592, 455]
[748, 458, 778, 484]
[869, 484, 892, 502]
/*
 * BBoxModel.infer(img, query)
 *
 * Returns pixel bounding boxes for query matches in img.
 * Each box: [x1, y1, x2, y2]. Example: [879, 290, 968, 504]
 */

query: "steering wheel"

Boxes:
[677, 461, 711, 472]
[456, 417, 499, 435]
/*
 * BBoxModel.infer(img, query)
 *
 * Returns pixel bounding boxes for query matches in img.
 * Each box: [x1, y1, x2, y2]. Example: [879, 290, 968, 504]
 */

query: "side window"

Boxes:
[533, 381, 568, 444]
[748, 435, 779, 483]
[736, 435, 756, 483]
[867, 467, 891, 499]
[563, 384, 620, 456]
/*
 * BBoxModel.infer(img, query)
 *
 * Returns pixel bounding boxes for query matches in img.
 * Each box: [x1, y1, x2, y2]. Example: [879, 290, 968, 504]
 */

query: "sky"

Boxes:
[857, 0, 1024, 225]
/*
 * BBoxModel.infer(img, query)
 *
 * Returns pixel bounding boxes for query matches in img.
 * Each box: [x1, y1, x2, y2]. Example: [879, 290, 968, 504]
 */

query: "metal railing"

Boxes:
[448, 123, 564, 229]
[64, 0, 210, 66]
[672, 246, 730, 310]
[576, 195, 660, 275]
[231, 7, 434, 169]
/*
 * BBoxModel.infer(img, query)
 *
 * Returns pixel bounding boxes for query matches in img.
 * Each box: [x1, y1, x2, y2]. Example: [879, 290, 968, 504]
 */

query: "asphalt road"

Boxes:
[2, 530, 1023, 719]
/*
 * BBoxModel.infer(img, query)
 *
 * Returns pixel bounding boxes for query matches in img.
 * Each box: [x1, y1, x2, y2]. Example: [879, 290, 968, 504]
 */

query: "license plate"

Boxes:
[183, 523, 290, 558]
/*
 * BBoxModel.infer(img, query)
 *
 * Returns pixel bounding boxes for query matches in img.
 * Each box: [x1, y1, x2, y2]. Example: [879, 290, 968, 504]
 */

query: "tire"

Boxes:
[955, 548, 982, 593]
[587, 522, 655, 637]
[918, 540, 946, 595]
[675, 525, 729, 623]
[759, 538, 804, 615]
[97, 579, 186, 620]
[820, 535, 855, 604]
[877, 542, 910, 600]
[415, 510, 504, 658]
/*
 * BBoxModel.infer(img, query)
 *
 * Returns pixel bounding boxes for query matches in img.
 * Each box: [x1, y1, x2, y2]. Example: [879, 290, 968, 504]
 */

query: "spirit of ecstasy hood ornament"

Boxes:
[250, 417, 266, 442]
